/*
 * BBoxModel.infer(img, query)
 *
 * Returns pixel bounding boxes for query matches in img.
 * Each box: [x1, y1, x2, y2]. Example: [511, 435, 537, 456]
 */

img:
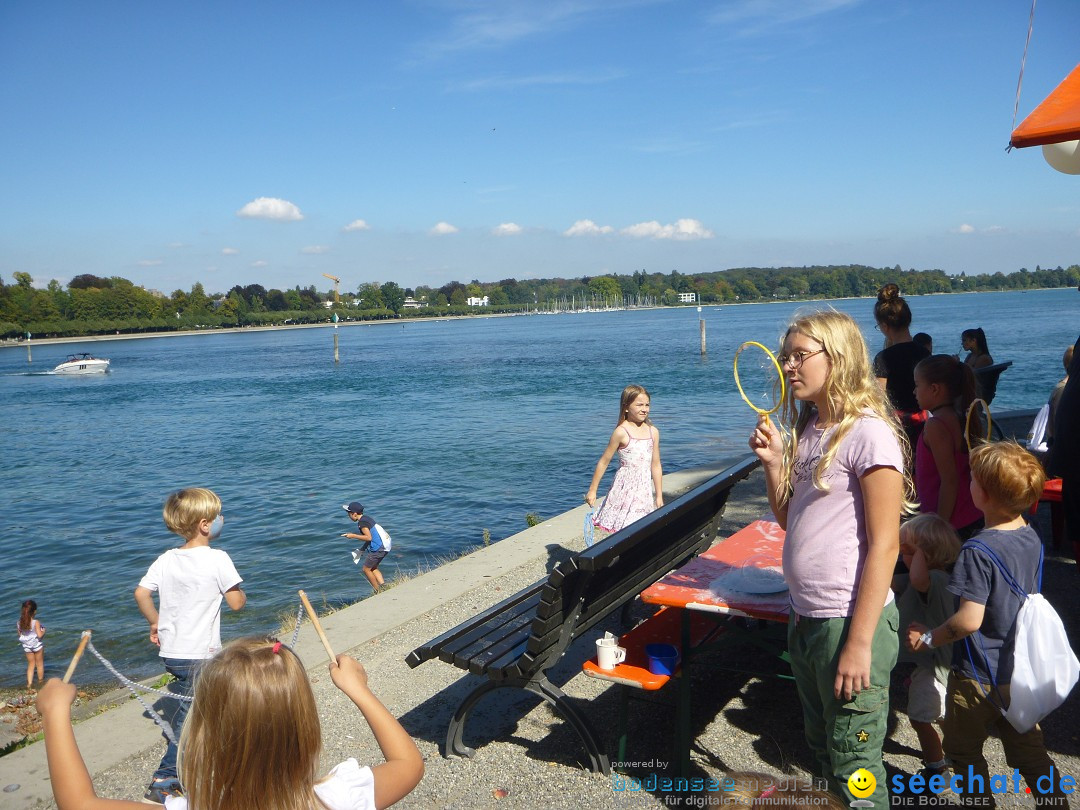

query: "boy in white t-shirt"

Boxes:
[134, 487, 246, 804]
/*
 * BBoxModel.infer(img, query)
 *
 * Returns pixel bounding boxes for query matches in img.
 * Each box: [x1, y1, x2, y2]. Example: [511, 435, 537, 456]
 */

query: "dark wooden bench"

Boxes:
[405, 455, 759, 774]
[974, 360, 1012, 405]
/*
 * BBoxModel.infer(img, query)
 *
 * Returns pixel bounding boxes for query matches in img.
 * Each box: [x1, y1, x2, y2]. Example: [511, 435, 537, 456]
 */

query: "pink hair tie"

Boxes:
[272, 641, 282, 654]
[753, 785, 778, 807]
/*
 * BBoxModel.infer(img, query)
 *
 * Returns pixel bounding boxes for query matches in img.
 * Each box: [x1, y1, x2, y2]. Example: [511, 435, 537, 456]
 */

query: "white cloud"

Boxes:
[343, 219, 371, 232]
[222, 247, 239, 255]
[955, 224, 976, 234]
[302, 245, 330, 254]
[621, 218, 714, 240]
[709, 0, 860, 31]
[563, 219, 614, 236]
[166, 242, 187, 249]
[492, 222, 523, 236]
[985, 225, 1006, 234]
[137, 259, 163, 267]
[430, 221, 459, 235]
[455, 69, 624, 92]
[251, 260, 268, 267]
[236, 197, 304, 221]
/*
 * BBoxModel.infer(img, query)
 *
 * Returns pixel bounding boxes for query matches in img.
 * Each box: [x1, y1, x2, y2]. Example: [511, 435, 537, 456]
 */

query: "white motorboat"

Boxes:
[53, 353, 111, 375]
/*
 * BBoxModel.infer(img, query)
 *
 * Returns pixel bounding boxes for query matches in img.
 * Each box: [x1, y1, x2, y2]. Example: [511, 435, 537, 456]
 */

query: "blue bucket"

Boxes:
[645, 642, 679, 676]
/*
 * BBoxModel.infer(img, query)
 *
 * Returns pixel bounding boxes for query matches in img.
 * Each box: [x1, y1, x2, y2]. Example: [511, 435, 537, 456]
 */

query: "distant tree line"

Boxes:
[1, 263, 1077, 340]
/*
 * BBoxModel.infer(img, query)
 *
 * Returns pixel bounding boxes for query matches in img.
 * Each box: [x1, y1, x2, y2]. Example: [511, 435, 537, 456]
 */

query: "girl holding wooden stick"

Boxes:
[37, 636, 424, 810]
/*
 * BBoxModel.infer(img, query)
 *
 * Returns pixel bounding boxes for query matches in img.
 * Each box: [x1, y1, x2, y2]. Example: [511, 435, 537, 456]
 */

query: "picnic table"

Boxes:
[640, 517, 790, 776]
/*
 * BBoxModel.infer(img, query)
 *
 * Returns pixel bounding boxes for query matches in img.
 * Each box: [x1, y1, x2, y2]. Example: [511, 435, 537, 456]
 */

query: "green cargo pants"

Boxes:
[787, 601, 899, 810]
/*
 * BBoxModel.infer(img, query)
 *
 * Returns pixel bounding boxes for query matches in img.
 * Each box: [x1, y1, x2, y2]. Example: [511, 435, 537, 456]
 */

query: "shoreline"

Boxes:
[2, 287, 1071, 350]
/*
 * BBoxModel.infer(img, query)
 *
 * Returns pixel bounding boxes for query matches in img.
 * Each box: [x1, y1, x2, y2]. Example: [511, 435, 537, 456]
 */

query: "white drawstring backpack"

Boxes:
[964, 540, 1080, 733]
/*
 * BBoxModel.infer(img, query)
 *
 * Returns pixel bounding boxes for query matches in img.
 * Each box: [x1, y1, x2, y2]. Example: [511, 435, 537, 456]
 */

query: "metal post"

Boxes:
[26, 332, 31, 364]
[698, 308, 706, 355]
[333, 330, 339, 364]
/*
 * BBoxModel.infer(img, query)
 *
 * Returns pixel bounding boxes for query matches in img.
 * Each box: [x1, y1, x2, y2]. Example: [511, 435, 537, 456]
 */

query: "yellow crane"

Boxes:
[321, 273, 341, 304]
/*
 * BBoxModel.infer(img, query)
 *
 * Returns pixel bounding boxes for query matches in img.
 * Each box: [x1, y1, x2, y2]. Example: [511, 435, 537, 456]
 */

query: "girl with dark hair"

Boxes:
[873, 283, 930, 450]
[17, 599, 45, 690]
[912, 355, 982, 539]
[960, 328, 993, 369]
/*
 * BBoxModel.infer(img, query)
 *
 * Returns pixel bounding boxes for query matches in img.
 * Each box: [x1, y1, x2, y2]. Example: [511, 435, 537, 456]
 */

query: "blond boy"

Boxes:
[134, 487, 246, 804]
[907, 442, 1066, 807]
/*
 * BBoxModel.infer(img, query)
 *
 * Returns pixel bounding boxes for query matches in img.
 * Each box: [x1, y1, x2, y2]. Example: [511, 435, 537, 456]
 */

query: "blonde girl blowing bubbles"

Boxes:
[749, 310, 913, 810]
[585, 384, 663, 534]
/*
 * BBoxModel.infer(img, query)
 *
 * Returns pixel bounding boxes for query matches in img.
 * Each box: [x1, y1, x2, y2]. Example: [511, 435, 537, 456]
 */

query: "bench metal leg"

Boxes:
[445, 676, 611, 775]
[446, 679, 498, 760]
[528, 677, 611, 775]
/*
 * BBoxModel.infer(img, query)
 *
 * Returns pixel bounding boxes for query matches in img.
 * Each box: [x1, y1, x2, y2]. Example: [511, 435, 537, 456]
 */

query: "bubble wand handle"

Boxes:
[298, 590, 337, 662]
[63, 630, 92, 683]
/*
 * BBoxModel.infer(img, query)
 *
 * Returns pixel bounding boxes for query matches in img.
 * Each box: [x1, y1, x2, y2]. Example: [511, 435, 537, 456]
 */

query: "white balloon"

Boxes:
[1042, 140, 1080, 175]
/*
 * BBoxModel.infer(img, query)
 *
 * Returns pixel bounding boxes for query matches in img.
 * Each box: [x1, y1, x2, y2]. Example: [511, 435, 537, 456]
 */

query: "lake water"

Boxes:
[1, 288, 1076, 686]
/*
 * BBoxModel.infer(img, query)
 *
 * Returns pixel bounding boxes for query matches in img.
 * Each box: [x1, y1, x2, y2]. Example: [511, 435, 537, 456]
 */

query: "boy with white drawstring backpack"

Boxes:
[341, 501, 392, 594]
[907, 441, 1075, 807]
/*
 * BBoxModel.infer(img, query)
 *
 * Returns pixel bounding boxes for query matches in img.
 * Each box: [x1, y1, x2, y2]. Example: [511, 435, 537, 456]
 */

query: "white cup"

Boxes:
[596, 637, 627, 670]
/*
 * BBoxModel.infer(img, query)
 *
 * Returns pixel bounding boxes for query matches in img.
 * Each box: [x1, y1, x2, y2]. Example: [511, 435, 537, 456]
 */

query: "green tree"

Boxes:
[450, 288, 466, 306]
[68, 274, 111, 290]
[381, 281, 406, 313]
[266, 289, 288, 311]
[358, 282, 384, 309]
[588, 276, 620, 302]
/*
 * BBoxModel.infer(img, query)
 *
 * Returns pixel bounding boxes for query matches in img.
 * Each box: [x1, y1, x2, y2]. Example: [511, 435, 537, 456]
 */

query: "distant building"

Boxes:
[403, 297, 428, 309]
[466, 296, 489, 307]
[677, 292, 698, 303]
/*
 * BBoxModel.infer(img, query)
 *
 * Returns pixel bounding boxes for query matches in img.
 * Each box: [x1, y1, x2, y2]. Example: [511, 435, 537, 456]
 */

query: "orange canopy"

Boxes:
[1011, 63, 1080, 148]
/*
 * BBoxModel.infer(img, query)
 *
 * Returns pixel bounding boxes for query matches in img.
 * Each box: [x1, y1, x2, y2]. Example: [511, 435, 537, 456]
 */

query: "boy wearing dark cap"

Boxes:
[342, 501, 392, 593]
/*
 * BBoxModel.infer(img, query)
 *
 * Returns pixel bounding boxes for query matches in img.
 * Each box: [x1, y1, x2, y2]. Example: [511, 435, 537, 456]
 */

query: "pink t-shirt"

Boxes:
[914, 415, 982, 530]
[784, 412, 904, 618]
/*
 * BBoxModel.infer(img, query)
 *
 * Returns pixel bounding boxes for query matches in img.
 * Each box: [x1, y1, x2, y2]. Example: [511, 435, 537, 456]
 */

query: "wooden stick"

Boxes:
[63, 631, 92, 683]
[297, 590, 336, 662]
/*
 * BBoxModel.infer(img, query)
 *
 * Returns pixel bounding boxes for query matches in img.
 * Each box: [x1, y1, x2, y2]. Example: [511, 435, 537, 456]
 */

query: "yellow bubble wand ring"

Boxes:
[733, 341, 787, 415]
[965, 398, 993, 451]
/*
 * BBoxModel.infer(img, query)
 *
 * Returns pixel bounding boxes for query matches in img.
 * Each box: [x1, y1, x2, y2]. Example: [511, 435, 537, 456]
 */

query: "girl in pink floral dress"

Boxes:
[585, 385, 663, 533]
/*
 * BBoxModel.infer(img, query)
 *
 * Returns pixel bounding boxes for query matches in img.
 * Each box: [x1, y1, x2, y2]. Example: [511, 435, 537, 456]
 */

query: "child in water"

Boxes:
[585, 384, 663, 533]
[36, 636, 424, 810]
[749, 310, 911, 809]
[17, 599, 45, 690]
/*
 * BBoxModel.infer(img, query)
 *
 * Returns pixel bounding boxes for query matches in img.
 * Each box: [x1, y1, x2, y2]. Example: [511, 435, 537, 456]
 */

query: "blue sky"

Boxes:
[2, 1, 1078, 295]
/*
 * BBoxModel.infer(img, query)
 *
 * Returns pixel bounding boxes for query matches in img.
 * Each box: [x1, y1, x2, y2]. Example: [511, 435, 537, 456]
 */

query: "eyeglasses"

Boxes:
[778, 349, 825, 369]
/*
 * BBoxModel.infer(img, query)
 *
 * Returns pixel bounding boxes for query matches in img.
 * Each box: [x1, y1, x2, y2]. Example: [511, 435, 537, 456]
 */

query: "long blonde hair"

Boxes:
[617, 384, 652, 426]
[178, 637, 322, 810]
[775, 310, 915, 510]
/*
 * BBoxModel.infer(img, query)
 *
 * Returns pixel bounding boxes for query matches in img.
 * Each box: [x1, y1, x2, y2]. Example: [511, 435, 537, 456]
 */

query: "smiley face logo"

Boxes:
[847, 768, 876, 799]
